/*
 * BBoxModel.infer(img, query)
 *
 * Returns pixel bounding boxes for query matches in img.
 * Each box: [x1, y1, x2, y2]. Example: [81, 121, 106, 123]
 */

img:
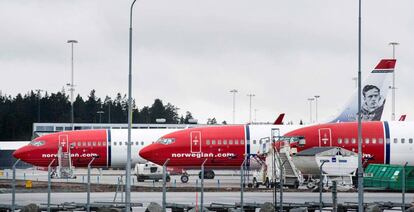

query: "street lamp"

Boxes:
[230, 89, 238, 124]
[105, 97, 112, 123]
[307, 98, 315, 123]
[36, 89, 43, 122]
[247, 94, 255, 124]
[126, 1, 137, 211]
[97, 111, 104, 123]
[314, 95, 320, 123]
[389, 42, 399, 121]
[67, 39, 78, 130]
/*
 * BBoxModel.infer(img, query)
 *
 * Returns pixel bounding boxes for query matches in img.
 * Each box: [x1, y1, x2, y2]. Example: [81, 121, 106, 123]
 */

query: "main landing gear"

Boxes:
[180, 170, 216, 183]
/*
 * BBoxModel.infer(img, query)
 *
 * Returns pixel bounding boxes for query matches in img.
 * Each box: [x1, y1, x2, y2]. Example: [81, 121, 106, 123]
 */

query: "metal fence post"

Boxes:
[332, 181, 337, 212]
[241, 156, 247, 212]
[11, 159, 20, 212]
[319, 160, 328, 212]
[87, 157, 96, 212]
[162, 159, 170, 212]
[402, 162, 408, 212]
[280, 160, 288, 212]
[47, 159, 55, 212]
[200, 159, 208, 212]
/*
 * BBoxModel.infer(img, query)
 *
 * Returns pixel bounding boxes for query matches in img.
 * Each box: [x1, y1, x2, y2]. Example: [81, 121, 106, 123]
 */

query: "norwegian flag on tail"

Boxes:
[372, 59, 396, 73]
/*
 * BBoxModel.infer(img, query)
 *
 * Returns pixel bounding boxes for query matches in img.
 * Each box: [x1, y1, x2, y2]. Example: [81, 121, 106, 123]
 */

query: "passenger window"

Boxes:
[98, 142, 101, 146]
[365, 138, 369, 144]
[114, 142, 117, 146]
[229, 140, 233, 145]
[218, 140, 222, 145]
[223, 140, 227, 145]
[253, 140, 257, 145]
[344, 138, 349, 144]
[93, 142, 96, 146]
[235, 140, 239, 145]
[409, 138, 413, 144]
[337, 138, 342, 144]
[206, 140, 210, 145]
[141, 141, 144, 146]
[82, 142, 86, 146]
[88, 141, 91, 146]
[125, 142, 128, 146]
[352, 138, 356, 144]
[103, 142, 106, 146]
[212, 140, 216, 145]
[78, 142, 81, 146]
[135, 142, 138, 145]
[241, 140, 245, 145]
[119, 142, 122, 146]
[372, 138, 377, 144]
[386, 138, 390, 144]
[379, 138, 384, 144]
[401, 138, 405, 144]
[394, 138, 398, 144]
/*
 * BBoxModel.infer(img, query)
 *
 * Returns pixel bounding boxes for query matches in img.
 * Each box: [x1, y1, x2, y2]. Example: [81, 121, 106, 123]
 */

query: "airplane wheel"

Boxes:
[248, 183, 253, 188]
[166, 176, 171, 182]
[206, 170, 215, 179]
[181, 175, 189, 183]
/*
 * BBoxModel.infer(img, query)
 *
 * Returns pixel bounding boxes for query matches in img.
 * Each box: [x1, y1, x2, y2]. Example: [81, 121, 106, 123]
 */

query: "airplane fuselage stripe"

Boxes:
[108, 129, 112, 167]
[384, 121, 390, 164]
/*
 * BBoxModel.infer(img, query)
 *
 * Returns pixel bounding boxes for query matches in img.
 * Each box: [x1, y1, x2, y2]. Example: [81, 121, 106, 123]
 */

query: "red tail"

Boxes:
[273, 113, 285, 125]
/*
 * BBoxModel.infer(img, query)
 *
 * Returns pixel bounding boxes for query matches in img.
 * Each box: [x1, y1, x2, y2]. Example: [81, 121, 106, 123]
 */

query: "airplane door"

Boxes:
[190, 131, 202, 153]
[59, 134, 69, 153]
[318, 128, 332, 147]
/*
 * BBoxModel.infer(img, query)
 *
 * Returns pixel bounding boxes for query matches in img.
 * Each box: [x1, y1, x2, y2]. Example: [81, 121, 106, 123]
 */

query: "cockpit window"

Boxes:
[30, 140, 45, 147]
[157, 137, 176, 145]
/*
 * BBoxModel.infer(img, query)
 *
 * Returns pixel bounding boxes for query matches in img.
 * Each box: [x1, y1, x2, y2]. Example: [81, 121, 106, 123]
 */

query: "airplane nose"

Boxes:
[139, 145, 161, 165]
[13, 146, 29, 161]
[139, 145, 153, 161]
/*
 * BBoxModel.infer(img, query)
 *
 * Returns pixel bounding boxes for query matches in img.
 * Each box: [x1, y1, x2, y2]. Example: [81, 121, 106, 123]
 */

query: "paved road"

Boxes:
[1, 192, 413, 211]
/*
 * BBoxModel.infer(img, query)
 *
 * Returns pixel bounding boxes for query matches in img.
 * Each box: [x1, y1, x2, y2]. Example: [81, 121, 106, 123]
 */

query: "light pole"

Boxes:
[357, 0, 364, 210]
[352, 77, 358, 88]
[230, 89, 238, 124]
[307, 98, 314, 123]
[389, 42, 399, 121]
[247, 94, 255, 124]
[254, 109, 258, 123]
[36, 89, 43, 122]
[97, 111, 104, 123]
[67, 40, 78, 130]
[126, 1, 137, 211]
[314, 95, 320, 123]
[105, 97, 112, 123]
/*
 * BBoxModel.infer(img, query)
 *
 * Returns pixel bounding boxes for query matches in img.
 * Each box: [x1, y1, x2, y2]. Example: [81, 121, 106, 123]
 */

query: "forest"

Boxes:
[0, 90, 196, 140]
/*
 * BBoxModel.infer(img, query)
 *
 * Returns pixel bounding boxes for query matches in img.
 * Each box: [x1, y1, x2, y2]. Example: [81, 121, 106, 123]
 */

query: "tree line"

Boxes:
[0, 90, 195, 140]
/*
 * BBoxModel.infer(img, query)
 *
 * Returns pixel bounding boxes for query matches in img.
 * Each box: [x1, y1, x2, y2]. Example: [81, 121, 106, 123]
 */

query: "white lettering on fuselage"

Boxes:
[41, 153, 99, 158]
[171, 152, 235, 158]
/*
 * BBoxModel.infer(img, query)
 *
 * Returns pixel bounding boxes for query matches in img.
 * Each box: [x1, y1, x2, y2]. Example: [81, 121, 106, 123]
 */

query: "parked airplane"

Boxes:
[138, 59, 397, 179]
[12, 129, 178, 168]
[13, 59, 395, 175]
[283, 121, 413, 165]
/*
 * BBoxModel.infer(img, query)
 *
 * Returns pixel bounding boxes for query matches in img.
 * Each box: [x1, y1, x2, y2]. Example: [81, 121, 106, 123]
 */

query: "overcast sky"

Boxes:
[1, 1, 413, 124]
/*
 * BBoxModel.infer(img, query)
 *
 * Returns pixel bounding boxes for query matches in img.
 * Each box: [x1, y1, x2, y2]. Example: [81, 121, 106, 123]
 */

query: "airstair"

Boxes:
[55, 144, 75, 178]
[252, 140, 303, 188]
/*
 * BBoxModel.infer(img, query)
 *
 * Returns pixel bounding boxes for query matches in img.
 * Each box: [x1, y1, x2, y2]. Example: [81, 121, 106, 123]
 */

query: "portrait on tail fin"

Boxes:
[361, 85, 385, 121]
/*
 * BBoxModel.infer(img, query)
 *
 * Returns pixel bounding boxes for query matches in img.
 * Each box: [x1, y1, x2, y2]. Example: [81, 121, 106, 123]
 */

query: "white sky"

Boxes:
[1, 1, 413, 124]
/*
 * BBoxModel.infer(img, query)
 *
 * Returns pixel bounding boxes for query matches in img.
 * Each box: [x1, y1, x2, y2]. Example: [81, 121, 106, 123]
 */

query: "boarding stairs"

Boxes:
[56, 145, 75, 178]
[278, 146, 304, 187]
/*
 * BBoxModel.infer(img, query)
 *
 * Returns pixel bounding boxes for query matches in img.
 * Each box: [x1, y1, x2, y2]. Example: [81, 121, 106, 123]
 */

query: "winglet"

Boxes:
[273, 113, 285, 125]
[399, 115, 406, 121]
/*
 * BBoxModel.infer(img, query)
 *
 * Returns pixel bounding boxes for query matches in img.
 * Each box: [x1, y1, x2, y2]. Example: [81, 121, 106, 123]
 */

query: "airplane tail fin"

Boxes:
[273, 113, 285, 125]
[329, 59, 396, 122]
[399, 115, 406, 121]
